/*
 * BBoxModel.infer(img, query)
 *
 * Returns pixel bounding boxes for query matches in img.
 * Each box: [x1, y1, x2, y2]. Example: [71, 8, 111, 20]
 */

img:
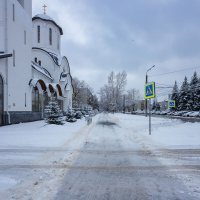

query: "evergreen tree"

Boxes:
[189, 72, 199, 111]
[171, 81, 179, 110]
[44, 96, 64, 125]
[178, 76, 190, 111]
[196, 77, 200, 110]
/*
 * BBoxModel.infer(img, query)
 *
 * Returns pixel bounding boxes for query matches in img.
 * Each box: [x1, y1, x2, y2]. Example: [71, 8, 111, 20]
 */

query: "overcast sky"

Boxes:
[32, 0, 200, 100]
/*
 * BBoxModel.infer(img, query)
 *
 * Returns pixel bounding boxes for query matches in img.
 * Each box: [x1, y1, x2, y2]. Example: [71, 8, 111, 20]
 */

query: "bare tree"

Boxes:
[72, 78, 86, 108]
[99, 71, 127, 112]
[125, 89, 141, 112]
[115, 71, 127, 111]
[72, 77, 99, 110]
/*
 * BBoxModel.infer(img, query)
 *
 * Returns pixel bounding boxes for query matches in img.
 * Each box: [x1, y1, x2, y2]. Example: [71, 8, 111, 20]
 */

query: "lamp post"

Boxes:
[145, 65, 155, 117]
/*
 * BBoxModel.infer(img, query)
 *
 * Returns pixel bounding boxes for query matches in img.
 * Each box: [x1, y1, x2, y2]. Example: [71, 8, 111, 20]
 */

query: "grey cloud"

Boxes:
[33, 0, 200, 98]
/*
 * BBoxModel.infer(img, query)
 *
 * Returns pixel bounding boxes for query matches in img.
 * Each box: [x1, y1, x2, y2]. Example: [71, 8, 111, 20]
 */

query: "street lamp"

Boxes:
[145, 65, 155, 117]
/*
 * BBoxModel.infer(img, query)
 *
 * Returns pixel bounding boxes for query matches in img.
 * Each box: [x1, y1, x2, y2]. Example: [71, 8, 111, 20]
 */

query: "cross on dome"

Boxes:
[43, 4, 47, 15]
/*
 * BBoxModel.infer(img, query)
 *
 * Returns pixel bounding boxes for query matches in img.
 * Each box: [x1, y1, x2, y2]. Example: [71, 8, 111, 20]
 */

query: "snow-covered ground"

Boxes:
[118, 113, 200, 149]
[0, 118, 91, 199]
[0, 114, 200, 199]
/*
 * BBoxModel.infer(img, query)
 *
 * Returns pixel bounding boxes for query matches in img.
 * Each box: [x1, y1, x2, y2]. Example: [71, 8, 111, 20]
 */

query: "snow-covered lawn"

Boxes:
[0, 119, 86, 148]
[2, 114, 199, 150]
[117, 113, 200, 149]
[0, 118, 90, 199]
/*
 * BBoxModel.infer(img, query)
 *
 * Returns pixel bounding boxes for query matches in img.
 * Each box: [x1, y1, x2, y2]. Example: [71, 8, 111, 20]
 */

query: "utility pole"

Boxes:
[145, 73, 148, 117]
[149, 99, 151, 135]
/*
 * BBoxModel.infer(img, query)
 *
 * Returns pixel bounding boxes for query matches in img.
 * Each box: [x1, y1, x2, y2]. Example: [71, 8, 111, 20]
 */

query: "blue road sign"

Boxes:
[168, 100, 176, 108]
[144, 82, 155, 99]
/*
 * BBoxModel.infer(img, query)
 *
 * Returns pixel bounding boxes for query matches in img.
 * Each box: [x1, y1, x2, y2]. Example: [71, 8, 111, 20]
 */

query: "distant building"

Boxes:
[137, 100, 145, 111]
[0, 0, 73, 125]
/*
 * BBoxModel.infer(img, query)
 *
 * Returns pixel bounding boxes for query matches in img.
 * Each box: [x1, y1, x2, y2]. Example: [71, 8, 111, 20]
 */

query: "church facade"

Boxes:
[0, 0, 73, 126]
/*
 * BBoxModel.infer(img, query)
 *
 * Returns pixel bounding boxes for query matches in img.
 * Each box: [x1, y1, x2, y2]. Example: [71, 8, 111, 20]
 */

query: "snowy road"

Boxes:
[0, 113, 200, 199]
[54, 114, 200, 200]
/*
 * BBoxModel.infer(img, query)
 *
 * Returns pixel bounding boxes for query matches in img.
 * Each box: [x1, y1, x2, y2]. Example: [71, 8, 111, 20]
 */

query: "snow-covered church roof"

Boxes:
[31, 61, 53, 80]
[32, 14, 63, 35]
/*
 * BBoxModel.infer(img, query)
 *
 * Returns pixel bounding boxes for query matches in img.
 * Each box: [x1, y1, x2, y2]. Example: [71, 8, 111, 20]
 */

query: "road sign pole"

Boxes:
[149, 99, 151, 135]
[145, 74, 148, 117]
[144, 81, 155, 136]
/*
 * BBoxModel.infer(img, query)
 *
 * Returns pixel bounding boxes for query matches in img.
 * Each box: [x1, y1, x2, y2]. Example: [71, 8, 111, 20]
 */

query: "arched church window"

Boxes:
[32, 87, 40, 112]
[12, 4, 15, 21]
[37, 26, 40, 43]
[13, 50, 15, 67]
[0, 75, 3, 125]
[49, 28, 52, 45]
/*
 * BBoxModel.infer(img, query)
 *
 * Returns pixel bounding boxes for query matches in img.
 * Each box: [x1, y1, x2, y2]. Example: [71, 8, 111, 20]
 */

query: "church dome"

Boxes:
[32, 14, 63, 35]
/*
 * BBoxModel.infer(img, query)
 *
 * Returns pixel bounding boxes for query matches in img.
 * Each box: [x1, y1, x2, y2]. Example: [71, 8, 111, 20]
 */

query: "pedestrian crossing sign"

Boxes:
[144, 82, 155, 99]
[168, 100, 176, 108]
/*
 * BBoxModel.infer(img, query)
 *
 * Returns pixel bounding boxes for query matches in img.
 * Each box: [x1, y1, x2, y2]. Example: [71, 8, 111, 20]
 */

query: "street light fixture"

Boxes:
[145, 65, 155, 117]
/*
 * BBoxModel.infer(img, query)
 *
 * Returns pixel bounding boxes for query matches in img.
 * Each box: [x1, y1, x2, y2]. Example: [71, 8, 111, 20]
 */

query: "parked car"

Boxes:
[182, 111, 194, 117]
[177, 111, 188, 116]
[155, 111, 161, 115]
[173, 112, 180, 116]
[188, 111, 200, 117]
[167, 111, 175, 115]
[151, 110, 156, 114]
[160, 111, 168, 115]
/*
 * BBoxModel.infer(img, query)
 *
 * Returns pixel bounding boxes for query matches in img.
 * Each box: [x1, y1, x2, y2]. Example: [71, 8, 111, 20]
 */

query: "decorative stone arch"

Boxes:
[64, 74, 73, 92]
[61, 56, 70, 73]
[56, 84, 63, 97]
[0, 74, 4, 125]
[48, 83, 58, 97]
[29, 78, 47, 94]
[48, 84, 55, 95]
[29, 78, 47, 112]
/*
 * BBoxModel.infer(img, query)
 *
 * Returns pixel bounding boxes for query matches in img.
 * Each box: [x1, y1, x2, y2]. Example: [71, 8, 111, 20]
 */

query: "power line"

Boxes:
[156, 83, 173, 87]
[157, 86, 173, 89]
[149, 66, 200, 77]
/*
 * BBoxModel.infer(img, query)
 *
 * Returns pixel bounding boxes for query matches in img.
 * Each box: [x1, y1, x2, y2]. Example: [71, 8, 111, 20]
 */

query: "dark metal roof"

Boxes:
[0, 53, 12, 59]
[32, 15, 63, 35]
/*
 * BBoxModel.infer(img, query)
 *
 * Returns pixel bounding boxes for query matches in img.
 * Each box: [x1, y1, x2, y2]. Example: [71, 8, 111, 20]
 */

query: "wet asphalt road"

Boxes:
[54, 114, 200, 200]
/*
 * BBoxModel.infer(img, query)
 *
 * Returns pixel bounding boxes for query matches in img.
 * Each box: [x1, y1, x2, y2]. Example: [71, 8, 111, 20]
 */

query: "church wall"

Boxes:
[24, 1, 32, 17]
[32, 20, 61, 55]
[6, 0, 32, 112]
[32, 49, 56, 78]
[0, 59, 7, 112]
[1, 0, 73, 125]
[32, 49, 63, 83]
[63, 89, 72, 112]
[0, 0, 5, 52]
